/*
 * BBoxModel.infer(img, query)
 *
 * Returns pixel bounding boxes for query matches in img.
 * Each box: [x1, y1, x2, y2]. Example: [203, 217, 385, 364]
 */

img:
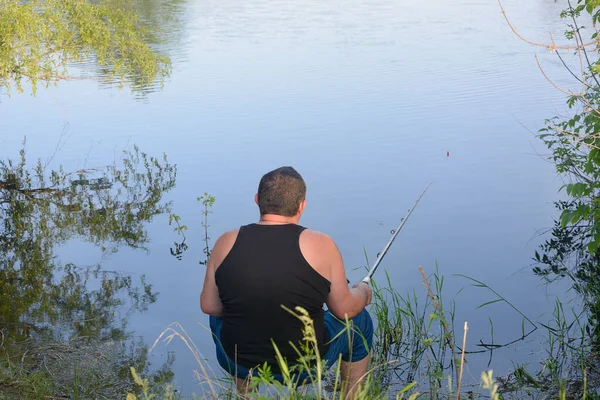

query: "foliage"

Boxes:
[169, 212, 188, 260]
[532, 0, 600, 347]
[133, 267, 597, 399]
[368, 268, 454, 394]
[137, 267, 591, 399]
[168, 193, 216, 264]
[481, 370, 500, 400]
[0, 143, 177, 398]
[126, 366, 179, 400]
[198, 193, 216, 265]
[0, 142, 177, 340]
[0, 337, 176, 399]
[493, 297, 600, 399]
[132, 304, 421, 400]
[0, 0, 171, 94]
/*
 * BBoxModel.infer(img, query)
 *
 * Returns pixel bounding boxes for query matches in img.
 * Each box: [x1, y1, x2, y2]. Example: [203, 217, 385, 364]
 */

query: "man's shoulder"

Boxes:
[210, 228, 241, 268]
[215, 228, 240, 248]
[299, 228, 341, 279]
[300, 228, 337, 250]
[219, 228, 241, 240]
[301, 228, 331, 239]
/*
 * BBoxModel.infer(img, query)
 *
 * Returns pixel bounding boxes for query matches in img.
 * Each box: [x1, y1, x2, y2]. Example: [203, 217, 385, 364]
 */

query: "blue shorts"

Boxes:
[209, 309, 373, 381]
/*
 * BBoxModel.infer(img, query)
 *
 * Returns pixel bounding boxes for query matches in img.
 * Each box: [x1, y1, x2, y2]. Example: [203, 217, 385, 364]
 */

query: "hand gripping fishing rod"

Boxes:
[361, 183, 431, 284]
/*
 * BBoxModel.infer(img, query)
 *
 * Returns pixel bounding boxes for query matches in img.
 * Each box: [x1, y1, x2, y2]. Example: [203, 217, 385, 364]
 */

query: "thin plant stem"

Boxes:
[456, 321, 468, 400]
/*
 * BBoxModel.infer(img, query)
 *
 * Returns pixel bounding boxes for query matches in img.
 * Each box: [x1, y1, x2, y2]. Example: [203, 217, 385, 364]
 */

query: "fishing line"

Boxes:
[361, 183, 432, 284]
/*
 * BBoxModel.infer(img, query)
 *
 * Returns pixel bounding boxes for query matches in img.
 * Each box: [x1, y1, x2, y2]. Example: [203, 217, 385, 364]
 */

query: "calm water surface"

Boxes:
[0, 0, 581, 395]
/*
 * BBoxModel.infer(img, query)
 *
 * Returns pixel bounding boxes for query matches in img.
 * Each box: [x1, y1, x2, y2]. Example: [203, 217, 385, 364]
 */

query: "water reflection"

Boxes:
[0, 144, 177, 397]
[92, 0, 191, 97]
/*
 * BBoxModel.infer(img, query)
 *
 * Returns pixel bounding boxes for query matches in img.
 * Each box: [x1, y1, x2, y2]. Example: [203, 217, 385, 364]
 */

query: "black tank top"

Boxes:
[215, 223, 331, 371]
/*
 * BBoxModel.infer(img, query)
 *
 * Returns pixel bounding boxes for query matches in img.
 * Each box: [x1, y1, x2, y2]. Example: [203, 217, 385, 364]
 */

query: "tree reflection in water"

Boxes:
[0, 143, 177, 398]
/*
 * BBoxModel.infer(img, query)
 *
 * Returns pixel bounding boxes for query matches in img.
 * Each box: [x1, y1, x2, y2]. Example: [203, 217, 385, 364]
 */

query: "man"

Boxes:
[200, 166, 373, 398]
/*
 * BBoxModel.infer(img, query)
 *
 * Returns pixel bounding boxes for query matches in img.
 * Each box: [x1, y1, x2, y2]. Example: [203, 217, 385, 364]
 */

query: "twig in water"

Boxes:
[497, 0, 598, 50]
[456, 321, 469, 400]
[198, 193, 215, 265]
[453, 274, 538, 355]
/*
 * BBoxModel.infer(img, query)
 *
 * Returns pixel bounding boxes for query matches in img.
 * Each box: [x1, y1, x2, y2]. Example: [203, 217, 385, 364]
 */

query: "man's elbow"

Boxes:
[201, 303, 223, 317]
[200, 302, 211, 315]
[200, 297, 223, 316]
[207, 309, 223, 317]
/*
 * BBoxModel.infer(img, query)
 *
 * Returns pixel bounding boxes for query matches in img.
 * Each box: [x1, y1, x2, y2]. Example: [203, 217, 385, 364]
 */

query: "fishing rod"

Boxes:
[361, 183, 432, 284]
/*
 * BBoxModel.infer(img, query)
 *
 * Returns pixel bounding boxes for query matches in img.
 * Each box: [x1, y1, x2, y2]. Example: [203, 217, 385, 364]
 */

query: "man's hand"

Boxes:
[351, 282, 372, 307]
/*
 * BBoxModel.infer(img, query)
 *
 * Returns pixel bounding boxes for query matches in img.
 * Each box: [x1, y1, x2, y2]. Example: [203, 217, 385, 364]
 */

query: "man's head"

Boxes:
[256, 166, 306, 217]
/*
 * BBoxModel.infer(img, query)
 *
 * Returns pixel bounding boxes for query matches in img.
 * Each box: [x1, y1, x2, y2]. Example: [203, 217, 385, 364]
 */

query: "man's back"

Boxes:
[215, 223, 331, 369]
[200, 166, 373, 398]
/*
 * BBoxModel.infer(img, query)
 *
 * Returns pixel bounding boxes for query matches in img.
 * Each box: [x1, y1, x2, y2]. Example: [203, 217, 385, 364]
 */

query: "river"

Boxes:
[0, 0, 580, 396]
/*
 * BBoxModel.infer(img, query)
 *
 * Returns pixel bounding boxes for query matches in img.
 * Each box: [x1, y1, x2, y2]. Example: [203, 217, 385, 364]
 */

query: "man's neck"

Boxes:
[258, 214, 299, 225]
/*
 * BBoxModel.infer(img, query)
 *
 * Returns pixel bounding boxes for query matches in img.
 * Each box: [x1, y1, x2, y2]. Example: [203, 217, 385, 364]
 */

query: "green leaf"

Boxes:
[399, 381, 417, 394]
[130, 367, 144, 386]
[588, 240, 599, 255]
[476, 298, 503, 309]
[566, 182, 587, 196]
[587, 1, 595, 14]
[560, 211, 573, 227]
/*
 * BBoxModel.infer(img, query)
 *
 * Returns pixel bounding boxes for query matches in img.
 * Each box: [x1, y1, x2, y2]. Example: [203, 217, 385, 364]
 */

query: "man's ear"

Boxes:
[298, 199, 307, 215]
[255, 193, 259, 206]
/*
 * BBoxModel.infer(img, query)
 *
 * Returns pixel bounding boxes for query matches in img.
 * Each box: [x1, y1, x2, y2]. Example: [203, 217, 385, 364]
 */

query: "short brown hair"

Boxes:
[257, 167, 306, 217]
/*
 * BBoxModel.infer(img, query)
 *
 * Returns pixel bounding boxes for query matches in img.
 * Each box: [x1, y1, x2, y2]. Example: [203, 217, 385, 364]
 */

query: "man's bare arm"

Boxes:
[200, 259, 222, 316]
[200, 229, 238, 317]
[321, 236, 372, 319]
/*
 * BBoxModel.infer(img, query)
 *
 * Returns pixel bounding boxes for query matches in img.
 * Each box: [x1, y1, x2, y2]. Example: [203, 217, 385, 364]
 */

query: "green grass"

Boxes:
[0, 336, 176, 400]
[3, 266, 600, 399]
[123, 266, 594, 399]
[132, 266, 600, 399]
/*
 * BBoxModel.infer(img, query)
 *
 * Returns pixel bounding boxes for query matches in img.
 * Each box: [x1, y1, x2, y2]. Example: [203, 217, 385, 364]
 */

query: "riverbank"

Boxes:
[3, 267, 598, 399]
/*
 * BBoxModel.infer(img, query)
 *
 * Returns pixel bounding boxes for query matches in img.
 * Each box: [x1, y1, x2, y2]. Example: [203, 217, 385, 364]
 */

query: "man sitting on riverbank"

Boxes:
[200, 166, 373, 398]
